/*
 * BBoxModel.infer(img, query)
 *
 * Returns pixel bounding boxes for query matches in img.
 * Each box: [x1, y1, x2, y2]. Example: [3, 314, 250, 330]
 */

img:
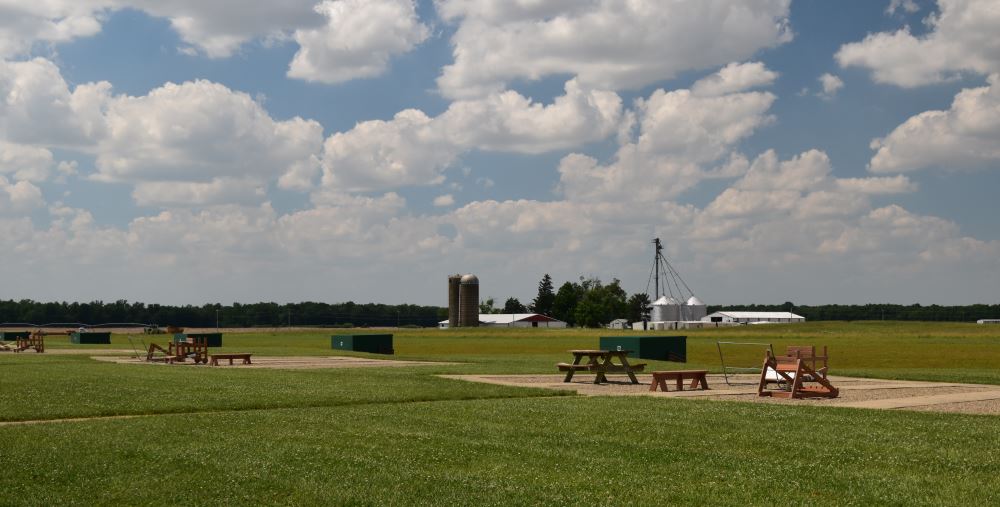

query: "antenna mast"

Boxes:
[653, 238, 662, 299]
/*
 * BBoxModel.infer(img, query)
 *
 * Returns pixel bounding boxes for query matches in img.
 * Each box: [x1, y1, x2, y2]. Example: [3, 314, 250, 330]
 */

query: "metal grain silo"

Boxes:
[651, 296, 672, 322]
[662, 297, 681, 321]
[458, 274, 479, 327]
[685, 296, 707, 321]
[448, 274, 461, 327]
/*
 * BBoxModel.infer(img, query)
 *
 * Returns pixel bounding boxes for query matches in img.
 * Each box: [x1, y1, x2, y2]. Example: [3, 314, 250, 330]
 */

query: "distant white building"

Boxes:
[607, 319, 629, 330]
[977, 319, 1000, 324]
[702, 311, 805, 324]
[438, 313, 567, 329]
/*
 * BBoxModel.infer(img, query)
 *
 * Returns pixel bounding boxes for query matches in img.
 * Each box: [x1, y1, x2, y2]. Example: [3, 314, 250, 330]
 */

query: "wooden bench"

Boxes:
[209, 353, 253, 366]
[557, 363, 589, 372]
[649, 370, 709, 392]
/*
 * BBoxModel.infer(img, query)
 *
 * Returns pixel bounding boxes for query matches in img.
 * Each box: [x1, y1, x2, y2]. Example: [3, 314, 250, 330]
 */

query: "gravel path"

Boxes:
[442, 373, 1000, 415]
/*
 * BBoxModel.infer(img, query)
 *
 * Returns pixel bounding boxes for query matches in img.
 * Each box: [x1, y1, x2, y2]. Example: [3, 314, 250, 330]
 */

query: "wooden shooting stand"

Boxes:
[758, 346, 838, 399]
[15, 330, 48, 353]
[146, 337, 209, 364]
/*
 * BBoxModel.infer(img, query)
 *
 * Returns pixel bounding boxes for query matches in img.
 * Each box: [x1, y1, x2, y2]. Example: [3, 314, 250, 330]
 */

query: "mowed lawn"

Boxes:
[1, 321, 999, 505]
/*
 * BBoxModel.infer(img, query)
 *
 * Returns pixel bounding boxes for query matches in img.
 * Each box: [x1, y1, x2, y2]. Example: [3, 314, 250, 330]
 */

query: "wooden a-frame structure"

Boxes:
[758, 346, 838, 399]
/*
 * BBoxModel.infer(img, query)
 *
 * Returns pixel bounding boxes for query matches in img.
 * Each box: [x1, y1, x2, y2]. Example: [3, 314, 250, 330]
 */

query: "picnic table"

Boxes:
[557, 349, 646, 384]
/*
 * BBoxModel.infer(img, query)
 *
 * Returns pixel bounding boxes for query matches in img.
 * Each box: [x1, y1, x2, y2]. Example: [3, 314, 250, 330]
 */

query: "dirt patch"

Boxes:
[41, 349, 135, 355]
[92, 355, 456, 370]
[441, 373, 1000, 415]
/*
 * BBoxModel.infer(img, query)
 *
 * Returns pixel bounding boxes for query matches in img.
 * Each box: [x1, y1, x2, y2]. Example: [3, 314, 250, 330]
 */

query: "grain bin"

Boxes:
[448, 274, 461, 327]
[458, 274, 479, 327]
[651, 296, 680, 321]
[684, 296, 707, 321]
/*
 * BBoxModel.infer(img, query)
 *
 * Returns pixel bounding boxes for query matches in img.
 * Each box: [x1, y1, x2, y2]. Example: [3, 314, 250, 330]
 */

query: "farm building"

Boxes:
[607, 319, 630, 330]
[438, 314, 567, 329]
[702, 311, 805, 324]
[977, 319, 1000, 324]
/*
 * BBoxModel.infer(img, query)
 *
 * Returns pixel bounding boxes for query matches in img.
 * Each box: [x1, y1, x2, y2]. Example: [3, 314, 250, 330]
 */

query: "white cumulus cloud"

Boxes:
[0, 58, 111, 147]
[433, 194, 455, 207]
[558, 85, 776, 202]
[837, 0, 1000, 87]
[692, 62, 779, 97]
[93, 80, 323, 205]
[817, 73, 844, 99]
[0, 1, 106, 57]
[319, 80, 622, 193]
[869, 74, 1000, 173]
[0, 141, 54, 182]
[436, 0, 792, 98]
[288, 0, 428, 84]
[0, 176, 42, 213]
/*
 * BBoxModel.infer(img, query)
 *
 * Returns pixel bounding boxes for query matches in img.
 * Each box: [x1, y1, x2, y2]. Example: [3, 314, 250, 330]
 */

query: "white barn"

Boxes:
[977, 319, 1000, 324]
[607, 319, 630, 330]
[439, 313, 567, 329]
[702, 311, 805, 324]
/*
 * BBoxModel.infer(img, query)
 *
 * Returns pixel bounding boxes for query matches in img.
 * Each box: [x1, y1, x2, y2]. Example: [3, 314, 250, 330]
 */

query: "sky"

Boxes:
[1, 0, 999, 307]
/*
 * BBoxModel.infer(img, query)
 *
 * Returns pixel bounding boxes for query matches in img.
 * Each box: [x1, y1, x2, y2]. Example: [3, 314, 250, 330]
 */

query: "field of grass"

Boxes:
[2, 321, 998, 505]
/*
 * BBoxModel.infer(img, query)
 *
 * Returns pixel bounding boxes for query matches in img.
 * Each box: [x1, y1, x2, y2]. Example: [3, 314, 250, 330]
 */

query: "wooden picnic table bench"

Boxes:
[209, 353, 253, 366]
[649, 370, 709, 392]
[557, 350, 645, 384]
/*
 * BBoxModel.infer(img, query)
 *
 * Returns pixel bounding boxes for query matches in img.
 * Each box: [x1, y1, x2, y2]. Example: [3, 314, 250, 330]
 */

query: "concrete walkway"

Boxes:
[441, 373, 1000, 415]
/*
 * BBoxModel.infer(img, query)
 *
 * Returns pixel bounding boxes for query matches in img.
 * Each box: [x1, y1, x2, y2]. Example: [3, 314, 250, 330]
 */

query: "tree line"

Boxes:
[0, 299, 446, 328]
[1, 293, 996, 330]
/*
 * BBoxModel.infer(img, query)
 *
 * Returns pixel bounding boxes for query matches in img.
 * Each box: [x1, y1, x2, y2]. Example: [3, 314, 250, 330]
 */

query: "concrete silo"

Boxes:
[458, 274, 480, 327]
[447, 274, 461, 328]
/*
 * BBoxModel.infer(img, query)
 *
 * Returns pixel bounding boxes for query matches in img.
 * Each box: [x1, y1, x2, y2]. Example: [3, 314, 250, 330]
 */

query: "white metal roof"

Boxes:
[710, 311, 804, 319]
[439, 313, 565, 324]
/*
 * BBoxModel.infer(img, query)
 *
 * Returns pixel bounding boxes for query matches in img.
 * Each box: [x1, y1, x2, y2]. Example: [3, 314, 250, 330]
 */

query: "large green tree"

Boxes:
[627, 293, 651, 322]
[503, 297, 527, 314]
[573, 278, 629, 328]
[551, 281, 582, 326]
[529, 274, 555, 316]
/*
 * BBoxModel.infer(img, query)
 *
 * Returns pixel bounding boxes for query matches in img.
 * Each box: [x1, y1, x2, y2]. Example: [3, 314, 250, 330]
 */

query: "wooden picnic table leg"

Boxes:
[564, 354, 584, 382]
[676, 376, 684, 391]
[618, 354, 640, 384]
[696, 374, 709, 390]
[593, 356, 606, 384]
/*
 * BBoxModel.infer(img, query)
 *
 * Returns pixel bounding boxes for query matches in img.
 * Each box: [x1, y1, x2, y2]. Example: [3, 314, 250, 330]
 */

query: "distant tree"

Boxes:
[627, 293, 651, 322]
[603, 279, 629, 319]
[503, 297, 527, 314]
[573, 278, 628, 328]
[529, 274, 556, 315]
[479, 297, 499, 314]
[552, 281, 583, 326]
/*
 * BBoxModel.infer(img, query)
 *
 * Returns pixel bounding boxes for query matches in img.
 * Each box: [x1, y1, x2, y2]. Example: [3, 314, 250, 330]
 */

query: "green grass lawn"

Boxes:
[1, 321, 998, 505]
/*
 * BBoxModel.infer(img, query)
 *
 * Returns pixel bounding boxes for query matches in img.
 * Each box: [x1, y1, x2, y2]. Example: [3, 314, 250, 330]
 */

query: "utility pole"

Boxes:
[215, 309, 219, 331]
[653, 238, 662, 299]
